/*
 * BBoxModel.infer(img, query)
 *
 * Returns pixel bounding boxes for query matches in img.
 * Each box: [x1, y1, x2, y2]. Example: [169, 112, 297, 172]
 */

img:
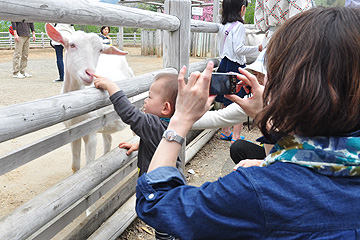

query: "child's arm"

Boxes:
[119, 142, 139, 155]
[94, 74, 120, 96]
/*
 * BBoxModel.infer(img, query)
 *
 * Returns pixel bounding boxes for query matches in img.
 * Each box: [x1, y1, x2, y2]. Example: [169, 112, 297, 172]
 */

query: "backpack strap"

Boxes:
[222, 21, 239, 52]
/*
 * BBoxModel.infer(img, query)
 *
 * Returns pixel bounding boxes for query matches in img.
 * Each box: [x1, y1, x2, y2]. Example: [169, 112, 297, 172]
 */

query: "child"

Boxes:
[94, 72, 183, 240]
[216, 0, 262, 144]
[94, 72, 184, 176]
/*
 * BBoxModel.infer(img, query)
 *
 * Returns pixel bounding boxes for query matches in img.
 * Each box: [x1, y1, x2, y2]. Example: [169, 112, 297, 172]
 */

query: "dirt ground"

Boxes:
[0, 47, 262, 239]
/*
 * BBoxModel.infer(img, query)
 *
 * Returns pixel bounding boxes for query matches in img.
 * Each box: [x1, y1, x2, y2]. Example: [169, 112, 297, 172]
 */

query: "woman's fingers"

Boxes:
[177, 65, 187, 91]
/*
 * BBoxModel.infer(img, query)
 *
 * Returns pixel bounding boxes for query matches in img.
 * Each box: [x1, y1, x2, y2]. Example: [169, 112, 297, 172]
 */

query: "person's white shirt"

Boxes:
[51, 24, 75, 46]
[192, 102, 247, 130]
[217, 22, 259, 66]
[345, 0, 360, 8]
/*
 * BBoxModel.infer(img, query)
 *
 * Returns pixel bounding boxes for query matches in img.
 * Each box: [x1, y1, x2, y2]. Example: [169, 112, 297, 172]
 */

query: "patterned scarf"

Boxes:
[261, 134, 360, 177]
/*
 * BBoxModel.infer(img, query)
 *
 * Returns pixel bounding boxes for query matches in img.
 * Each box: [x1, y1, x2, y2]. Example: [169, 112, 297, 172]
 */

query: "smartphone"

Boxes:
[210, 73, 238, 95]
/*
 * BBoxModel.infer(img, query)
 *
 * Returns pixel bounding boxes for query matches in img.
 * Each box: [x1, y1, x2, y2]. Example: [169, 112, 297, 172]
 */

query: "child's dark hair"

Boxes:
[100, 26, 111, 34]
[259, 7, 360, 139]
[154, 73, 187, 115]
[221, 0, 248, 25]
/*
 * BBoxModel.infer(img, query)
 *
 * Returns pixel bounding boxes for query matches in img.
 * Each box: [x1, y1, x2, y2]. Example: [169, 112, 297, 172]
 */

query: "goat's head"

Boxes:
[45, 23, 128, 87]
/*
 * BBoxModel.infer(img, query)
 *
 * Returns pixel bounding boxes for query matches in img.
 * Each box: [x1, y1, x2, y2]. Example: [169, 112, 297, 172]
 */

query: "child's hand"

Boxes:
[94, 74, 120, 96]
[119, 142, 139, 155]
[233, 159, 263, 170]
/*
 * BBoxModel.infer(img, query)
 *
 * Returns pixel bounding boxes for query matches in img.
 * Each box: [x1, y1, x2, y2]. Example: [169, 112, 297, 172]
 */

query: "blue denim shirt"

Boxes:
[136, 163, 360, 240]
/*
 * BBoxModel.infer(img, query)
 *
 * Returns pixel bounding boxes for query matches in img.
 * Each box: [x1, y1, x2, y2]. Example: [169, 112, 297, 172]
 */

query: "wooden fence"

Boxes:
[0, 31, 142, 49]
[0, 0, 220, 239]
[1, 30, 213, 57]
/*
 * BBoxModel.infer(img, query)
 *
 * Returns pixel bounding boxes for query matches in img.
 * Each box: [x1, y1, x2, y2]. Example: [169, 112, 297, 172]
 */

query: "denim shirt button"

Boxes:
[148, 193, 155, 199]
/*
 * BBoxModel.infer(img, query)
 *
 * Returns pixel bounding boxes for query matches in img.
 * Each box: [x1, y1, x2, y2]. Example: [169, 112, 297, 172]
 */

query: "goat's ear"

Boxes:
[45, 23, 69, 48]
[102, 45, 128, 55]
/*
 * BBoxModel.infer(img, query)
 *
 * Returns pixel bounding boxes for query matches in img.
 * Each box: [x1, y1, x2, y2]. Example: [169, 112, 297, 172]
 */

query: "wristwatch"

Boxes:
[162, 129, 185, 145]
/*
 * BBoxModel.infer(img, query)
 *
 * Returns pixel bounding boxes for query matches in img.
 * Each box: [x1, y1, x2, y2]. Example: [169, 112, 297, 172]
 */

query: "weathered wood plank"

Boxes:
[0, 137, 139, 240]
[188, 57, 221, 73]
[29, 157, 138, 240]
[185, 129, 217, 164]
[191, 19, 220, 33]
[0, 0, 180, 31]
[64, 170, 138, 240]
[87, 195, 137, 240]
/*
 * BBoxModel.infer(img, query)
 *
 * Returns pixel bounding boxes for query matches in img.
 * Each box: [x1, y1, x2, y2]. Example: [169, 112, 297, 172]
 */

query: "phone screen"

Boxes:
[210, 73, 237, 95]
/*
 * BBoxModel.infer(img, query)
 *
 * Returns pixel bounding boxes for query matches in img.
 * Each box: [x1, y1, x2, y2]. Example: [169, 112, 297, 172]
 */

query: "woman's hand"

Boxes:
[171, 61, 216, 134]
[233, 159, 263, 170]
[225, 68, 264, 119]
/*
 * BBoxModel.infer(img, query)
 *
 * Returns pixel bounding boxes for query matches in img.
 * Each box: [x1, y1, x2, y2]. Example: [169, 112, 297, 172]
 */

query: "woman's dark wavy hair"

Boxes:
[221, 0, 248, 25]
[100, 26, 111, 34]
[259, 7, 360, 139]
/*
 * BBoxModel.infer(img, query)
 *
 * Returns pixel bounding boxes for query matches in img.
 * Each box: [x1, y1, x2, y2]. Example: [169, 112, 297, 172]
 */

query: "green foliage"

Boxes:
[244, 1, 255, 24]
[315, 0, 345, 6]
[0, 20, 11, 31]
[137, 2, 158, 12]
[73, 25, 101, 33]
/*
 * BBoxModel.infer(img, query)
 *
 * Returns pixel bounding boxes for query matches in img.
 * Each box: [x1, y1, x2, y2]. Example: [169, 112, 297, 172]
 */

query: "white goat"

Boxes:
[46, 23, 134, 172]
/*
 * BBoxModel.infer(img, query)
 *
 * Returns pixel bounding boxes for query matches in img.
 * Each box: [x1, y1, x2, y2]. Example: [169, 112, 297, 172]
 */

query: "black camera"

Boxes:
[210, 73, 238, 95]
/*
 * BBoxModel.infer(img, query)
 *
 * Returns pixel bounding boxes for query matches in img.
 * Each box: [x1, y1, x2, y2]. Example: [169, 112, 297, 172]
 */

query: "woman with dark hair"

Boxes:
[216, 0, 262, 144]
[136, 7, 360, 240]
[100, 26, 112, 45]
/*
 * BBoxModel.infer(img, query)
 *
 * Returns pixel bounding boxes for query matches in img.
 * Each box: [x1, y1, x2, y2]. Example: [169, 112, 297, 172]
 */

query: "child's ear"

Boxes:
[161, 102, 172, 116]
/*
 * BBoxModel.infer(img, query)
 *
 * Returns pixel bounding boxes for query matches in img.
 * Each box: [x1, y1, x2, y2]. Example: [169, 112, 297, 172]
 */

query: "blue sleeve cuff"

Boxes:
[146, 166, 186, 185]
[136, 167, 186, 202]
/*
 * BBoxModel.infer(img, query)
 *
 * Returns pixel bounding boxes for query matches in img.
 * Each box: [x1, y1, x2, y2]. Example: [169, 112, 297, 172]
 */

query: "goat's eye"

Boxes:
[100, 49, 103, 52]
[70, 43, 76, 48]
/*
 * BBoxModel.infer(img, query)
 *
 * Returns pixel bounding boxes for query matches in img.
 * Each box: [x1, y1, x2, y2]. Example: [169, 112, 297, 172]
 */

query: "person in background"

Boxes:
[135, 7, 360, 239]
[229, 50, 267, 163]
[11, 22, 36, 79]
[345, 0, 360, 8]
[99, 26, 112, 45]
[255, 0, 313, 48]
[216, 0, 262, 144]
[51, 23, 75, 82]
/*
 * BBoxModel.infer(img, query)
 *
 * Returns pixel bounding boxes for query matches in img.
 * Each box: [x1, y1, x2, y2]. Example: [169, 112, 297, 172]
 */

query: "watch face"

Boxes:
[165, 130, 176, 141]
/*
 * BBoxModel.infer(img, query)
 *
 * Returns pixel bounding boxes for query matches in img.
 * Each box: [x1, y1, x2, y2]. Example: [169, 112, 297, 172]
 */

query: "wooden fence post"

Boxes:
[211, 0, 220, 58]
[163, 0, 191, 172]
[163, 0, 190, 73]
[41, 32, 45, 49]
[156, 8, 162, 57]
[149, 31, 154, 55]
[118, 27, 124, 49]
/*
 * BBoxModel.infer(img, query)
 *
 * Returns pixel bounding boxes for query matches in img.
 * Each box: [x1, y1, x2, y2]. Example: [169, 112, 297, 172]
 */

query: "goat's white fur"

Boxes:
[46, 23, 134, 172]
